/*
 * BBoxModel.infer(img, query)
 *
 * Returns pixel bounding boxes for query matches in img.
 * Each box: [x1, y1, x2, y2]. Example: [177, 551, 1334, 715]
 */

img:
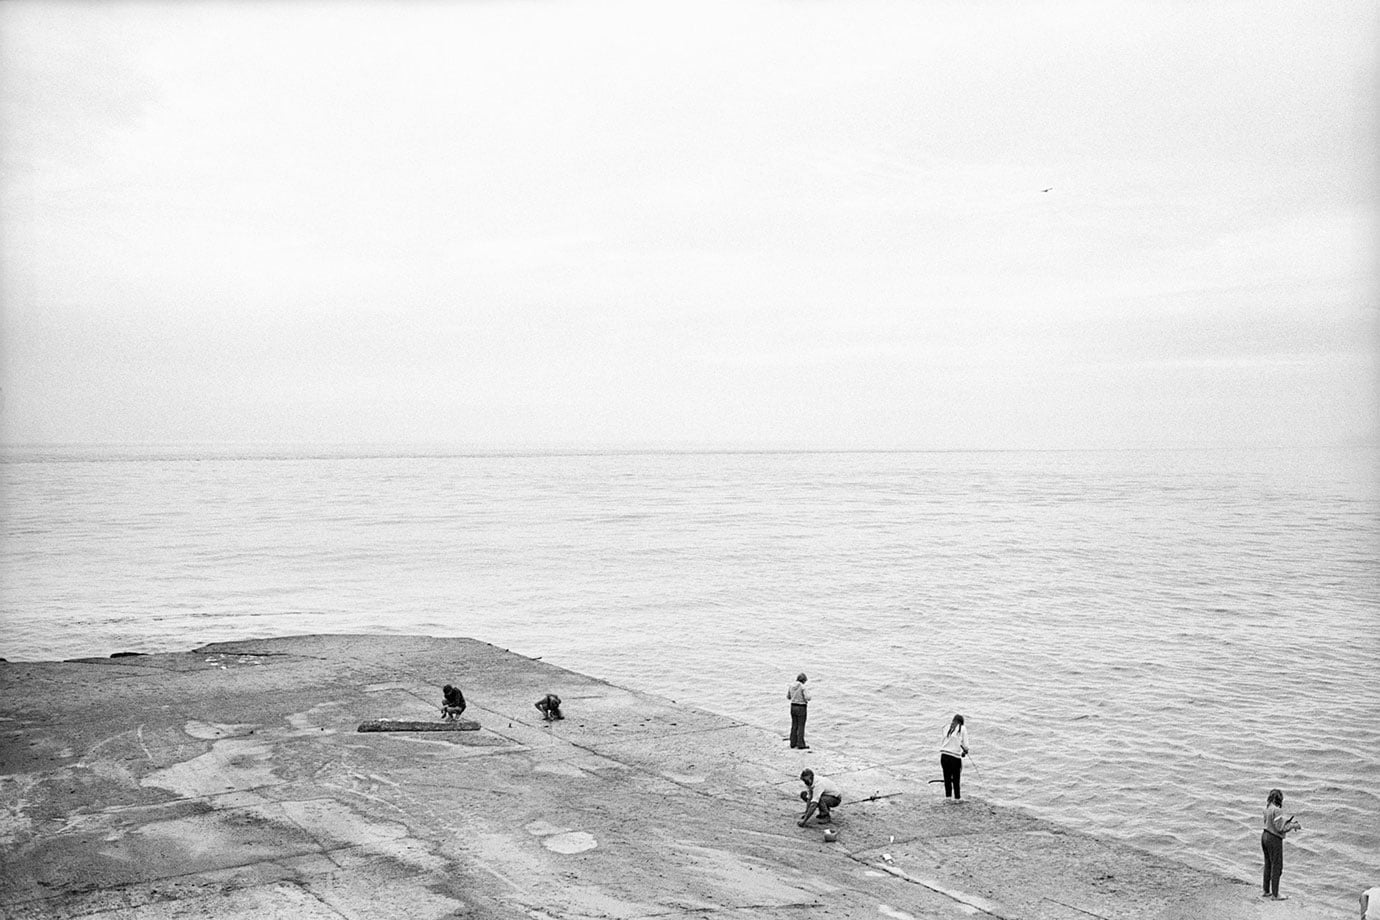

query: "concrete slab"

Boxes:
[0, 635, 1339, 919]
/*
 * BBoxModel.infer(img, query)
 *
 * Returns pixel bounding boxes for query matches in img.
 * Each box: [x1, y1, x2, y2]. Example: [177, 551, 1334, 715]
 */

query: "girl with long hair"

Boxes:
[939, 714, 969, 801]
[1261, 788, 1301, 899]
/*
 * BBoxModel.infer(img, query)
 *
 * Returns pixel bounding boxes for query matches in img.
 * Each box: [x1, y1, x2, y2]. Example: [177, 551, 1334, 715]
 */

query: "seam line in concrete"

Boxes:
[0, 840, 405, 910]
[585, 722, 758, 743]
[278, 806, 347, 871]
[857, 859, 1011, 919]
[284, 877, 354, 919]
[1041, 895, 1114, 919]
[631, 900, 822, 917]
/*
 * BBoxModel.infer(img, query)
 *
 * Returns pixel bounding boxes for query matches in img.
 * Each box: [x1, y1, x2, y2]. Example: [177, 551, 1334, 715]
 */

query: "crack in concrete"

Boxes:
[0, 838, 429, 909]
[631, 900, 823, 916]
[277, 806, 348, 871]
[283, 877, 355, 919]
[856, 859, 1009, 919]
[1041, 895, 1113, 919]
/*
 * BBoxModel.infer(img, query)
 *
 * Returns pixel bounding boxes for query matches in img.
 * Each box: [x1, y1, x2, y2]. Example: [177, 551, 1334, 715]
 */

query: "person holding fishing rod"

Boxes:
[1261, 788, 1302, 900]
[786, 673, 811, 749]
[939, 714, 970, 802]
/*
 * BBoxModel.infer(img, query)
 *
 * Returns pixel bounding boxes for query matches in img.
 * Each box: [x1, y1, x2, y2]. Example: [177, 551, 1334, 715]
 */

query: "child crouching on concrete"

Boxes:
[535, 693, 564, 721]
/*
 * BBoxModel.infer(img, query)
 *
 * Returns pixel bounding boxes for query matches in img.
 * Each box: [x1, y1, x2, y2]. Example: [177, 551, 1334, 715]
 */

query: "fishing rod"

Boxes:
[844, 791, 904, 806]
[927, 753, 981, 785]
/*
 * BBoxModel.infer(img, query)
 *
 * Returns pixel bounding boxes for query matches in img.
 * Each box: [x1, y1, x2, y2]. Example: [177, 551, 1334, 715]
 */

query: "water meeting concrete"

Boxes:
[0, 635, 1333, 919]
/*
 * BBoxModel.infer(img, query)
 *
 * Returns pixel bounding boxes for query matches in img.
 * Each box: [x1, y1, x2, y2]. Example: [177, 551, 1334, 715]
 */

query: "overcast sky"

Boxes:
[2, 0, 1375, 451]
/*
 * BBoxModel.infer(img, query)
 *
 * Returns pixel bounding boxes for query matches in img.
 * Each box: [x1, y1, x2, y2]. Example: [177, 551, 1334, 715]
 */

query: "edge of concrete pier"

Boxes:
[0, 635, 1336, 919]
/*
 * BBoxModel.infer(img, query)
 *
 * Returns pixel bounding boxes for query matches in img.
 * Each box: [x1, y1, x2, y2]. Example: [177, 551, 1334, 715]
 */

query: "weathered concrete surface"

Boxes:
[0, 635, 1334, 919]
[357, 720, 481, 732]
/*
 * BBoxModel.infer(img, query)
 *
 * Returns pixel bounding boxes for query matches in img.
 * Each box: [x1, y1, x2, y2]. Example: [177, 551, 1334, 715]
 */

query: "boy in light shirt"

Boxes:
[797, 769, 843, 826]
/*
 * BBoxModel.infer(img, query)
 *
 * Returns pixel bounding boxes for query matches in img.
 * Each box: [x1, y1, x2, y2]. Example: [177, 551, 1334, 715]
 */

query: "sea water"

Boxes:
[2, 446, 1376, 915]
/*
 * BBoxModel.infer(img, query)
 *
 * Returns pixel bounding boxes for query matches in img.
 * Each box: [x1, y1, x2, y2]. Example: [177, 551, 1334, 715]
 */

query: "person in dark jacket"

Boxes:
[441, 684, 467, 721]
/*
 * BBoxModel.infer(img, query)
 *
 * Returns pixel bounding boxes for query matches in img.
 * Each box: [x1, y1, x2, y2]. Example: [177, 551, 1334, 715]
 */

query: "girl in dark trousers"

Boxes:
[938, 714, 969, 801]
[1261, 788, 1301, 899]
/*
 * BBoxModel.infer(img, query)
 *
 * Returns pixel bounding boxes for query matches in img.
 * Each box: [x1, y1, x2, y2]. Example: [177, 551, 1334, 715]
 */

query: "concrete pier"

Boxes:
[0, 635, 1333, 919]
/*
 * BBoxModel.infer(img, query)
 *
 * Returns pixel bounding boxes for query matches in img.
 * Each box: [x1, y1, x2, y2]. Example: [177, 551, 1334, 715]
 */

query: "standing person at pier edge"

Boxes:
[939, 714, 969, 802]
[787, 673, 811, 749]
[1261, 788, 1301, 900]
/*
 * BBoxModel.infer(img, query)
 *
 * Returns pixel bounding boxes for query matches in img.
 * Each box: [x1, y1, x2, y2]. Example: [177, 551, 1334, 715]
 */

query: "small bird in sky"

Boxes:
[1041, 187, 1053, 192]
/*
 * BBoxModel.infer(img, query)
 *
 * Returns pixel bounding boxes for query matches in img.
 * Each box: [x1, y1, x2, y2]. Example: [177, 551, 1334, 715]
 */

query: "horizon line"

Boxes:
[2, 440, 1375, 461]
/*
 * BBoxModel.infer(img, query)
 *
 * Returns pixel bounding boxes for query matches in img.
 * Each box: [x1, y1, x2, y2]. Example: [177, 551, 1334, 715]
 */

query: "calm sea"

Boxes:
[2, 446, 1376, 915]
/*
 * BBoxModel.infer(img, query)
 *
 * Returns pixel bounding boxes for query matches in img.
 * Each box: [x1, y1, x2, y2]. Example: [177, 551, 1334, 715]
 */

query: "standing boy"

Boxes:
[787, 673, 810, 749]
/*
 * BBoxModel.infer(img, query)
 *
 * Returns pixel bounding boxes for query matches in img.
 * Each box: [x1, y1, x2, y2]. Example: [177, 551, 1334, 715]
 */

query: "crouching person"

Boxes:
[535, 693, 564, 721]
[441, 684, 467, 721]
[798, 769, 843, 826]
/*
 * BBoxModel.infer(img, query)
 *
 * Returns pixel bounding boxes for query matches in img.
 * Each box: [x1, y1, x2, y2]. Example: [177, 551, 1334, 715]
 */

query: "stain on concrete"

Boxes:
[141, 737, 280, 798]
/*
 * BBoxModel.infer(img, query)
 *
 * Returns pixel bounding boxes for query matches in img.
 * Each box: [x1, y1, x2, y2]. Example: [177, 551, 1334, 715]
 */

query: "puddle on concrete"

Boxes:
[525, 819, 597, 855]
[542, 831, 597, 854]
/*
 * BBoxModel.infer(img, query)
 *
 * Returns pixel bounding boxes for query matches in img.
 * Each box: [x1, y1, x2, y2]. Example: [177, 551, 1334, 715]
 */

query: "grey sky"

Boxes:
[2, 0, 1375, 450]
